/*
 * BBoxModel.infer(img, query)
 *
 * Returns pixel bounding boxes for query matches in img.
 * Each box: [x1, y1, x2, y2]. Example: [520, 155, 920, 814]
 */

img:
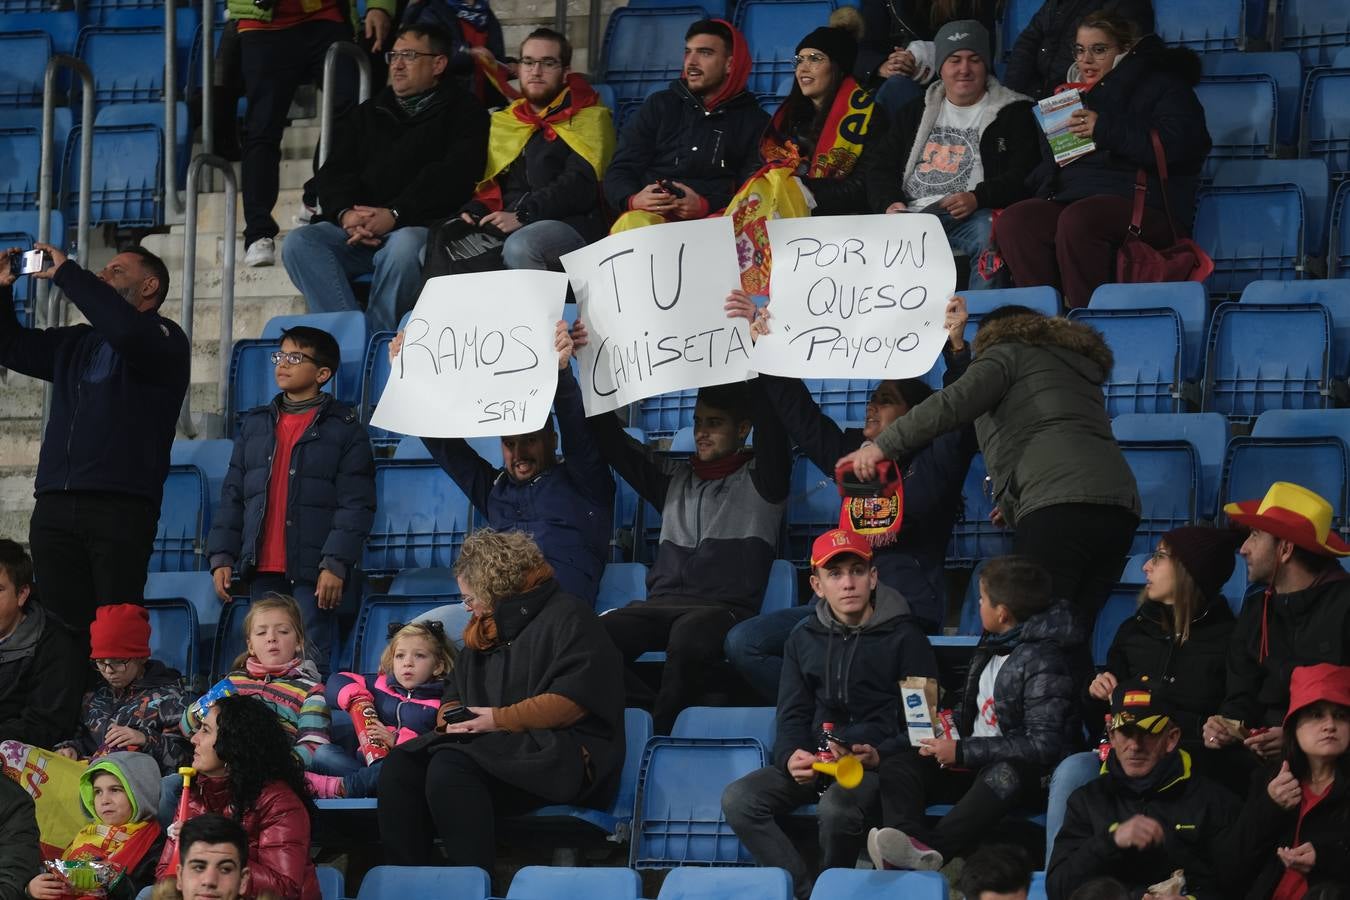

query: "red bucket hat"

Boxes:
[1284, 663, 1350, 727]
[1223, 481, 1350, 557]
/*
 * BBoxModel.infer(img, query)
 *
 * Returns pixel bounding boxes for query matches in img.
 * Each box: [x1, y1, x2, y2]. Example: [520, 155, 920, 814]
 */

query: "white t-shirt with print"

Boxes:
[903, 94, 990, 211]
[971, 653, 1006, 738]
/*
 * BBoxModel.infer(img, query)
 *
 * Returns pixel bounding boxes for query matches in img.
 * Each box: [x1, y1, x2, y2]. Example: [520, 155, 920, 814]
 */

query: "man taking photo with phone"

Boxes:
[0, 242, 189, 658]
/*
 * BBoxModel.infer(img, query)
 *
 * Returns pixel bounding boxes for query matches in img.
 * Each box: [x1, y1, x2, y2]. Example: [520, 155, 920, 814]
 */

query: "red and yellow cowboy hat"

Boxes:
[1223, 481, 1350, 558]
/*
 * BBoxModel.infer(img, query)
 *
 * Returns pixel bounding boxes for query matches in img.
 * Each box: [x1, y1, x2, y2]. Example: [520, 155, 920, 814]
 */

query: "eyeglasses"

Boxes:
[385, 49, 441, 64]
[1149, 549, 1172, 563]
[270, 350, 318, 367]
[793, 51, 829, 68]
[1073, 43, 1118, 59]
[518, 56, 562, 70]
[93, 658, 133, 672]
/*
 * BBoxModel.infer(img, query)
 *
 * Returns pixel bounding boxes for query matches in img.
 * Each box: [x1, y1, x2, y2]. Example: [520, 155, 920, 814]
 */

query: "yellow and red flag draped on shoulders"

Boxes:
[471, 73, 615, 212]
[727, 77, 876, 294]
[2, 740, 89, 857]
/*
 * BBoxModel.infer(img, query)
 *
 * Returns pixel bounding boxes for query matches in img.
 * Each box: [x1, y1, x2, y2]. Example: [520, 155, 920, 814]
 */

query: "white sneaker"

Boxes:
[243, 237, 275, 267]
[867, 827, 944, 871]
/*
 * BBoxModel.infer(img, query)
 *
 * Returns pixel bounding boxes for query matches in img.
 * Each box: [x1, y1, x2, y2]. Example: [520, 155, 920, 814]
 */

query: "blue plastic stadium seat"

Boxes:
[1193, 184, 1303, 298]
[0, 129, 41, 211]
[672, 706, 776, 750]
[1276, 0, 1350, 69]
[1210, 159, 1331, 262]
[947, 453, 1013, 565]
[144, 571, 223, 670]
[1066, 308, 1182, 415]
[1302, 68, 1350, 180]
[84, 4, 199, 71]
[1241, 279, 1350, 379]
[597, 562, 647, 615]
[363, 329, 401, 450]
[388, 566, 459, 598]
[1334, 182, 1350, 279]
[638, 388, 699, 438]
[1221, 409, 1350, 538]
[630, 737, 767, 867]
[0, 31, 51, 106]
[316, 866, 343, 900]
[1089, 281, 1208, 382]
[143, 598, 199, 676]
[261, 311, 368, 408]
[1111, 413, 1229, 520]
[227, 341, 335, 435]
[657, 868, 792, 900]
[734, 0, 834, 99]
[1093, 586, 1141, 665]
[153, 464, 208, 573]
[0, 11, 80, 55]
[62, 123, 163, 227]
[349, 595, 451, 671]
[1118, 441, 1198, 556]
[601, 6, 706, 105]
[1200, 51, 1303, 147]
[365, 460, 474, 575]
[0, 229, 35, 327]
[77, 27, 167, 106]
[803, 379, 876, 424]
[1028, 870, 1048, 900]
[786, 455, 839, 566]
[392, 435, 431, 460]
[761, 559, 798, 613]
[170, 438, 234, 525]
[95, 101, 191, 186]
[612, 428, 646, 561]
[1156, 0, 1244, 50]
[209, 595, 249, 680]
[999, 0, 1042, 67]
[1194, 75, 1276, 179]
[356, 866, 489, 900]
[593, 82, 617, 112]
[810, 869, 947, 900]
[1202, 303, 1332, 421]
[506, 866, 643, 900]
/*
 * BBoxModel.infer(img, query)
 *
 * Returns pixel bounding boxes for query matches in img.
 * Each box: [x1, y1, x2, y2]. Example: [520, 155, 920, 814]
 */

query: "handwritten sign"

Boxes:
[371, 270, 567, 438]
[751, 213, 956, 379]
[562, 217, 753, 417]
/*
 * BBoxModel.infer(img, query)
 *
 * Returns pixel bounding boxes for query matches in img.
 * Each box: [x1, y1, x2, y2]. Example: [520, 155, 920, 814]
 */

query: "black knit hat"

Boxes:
[1161, 525, 1245, 603]
[796, 26, 858, 77]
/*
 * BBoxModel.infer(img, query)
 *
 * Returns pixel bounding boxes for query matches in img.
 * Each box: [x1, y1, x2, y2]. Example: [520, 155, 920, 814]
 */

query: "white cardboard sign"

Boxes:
[371, 270, 567, 438]
[562, 217, 754, 417]
[751, 213, 956, 379]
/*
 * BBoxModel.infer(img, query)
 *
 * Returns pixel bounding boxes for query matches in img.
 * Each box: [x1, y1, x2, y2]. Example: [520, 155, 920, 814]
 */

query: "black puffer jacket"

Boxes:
[1003, 0, 1155, 101]
[1229, 765, 1350, 899]
[773, 585, 939, 767]
[0, 599, 84, 748]
[604, 80, 770, 215]
[1097, 598, 1235, 747]
[1028, 35, 1211, 230]
[955, 598, 1083, 769]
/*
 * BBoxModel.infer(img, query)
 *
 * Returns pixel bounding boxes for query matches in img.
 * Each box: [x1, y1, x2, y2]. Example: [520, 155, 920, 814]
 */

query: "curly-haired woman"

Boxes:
[377, 528, 626, 877]
[153, 693, 319, 900]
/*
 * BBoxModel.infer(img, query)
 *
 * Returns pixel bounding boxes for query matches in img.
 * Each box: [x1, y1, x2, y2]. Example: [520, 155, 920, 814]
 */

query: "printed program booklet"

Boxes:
[1034, 88, 1096, 165]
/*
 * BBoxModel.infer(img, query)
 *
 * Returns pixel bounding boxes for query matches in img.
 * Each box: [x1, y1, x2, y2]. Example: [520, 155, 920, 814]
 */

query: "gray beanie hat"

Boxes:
[934, 19, 991, 67]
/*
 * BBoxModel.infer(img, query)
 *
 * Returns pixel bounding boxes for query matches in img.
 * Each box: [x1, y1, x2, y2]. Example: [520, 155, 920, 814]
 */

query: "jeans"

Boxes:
[249, 573, 338, 678]
[282, 221, 428, 333]
[501, 220, 587, 271]
[723, 765, 881, 899]
[310, 741, 385, 797]
[413, 603, 472, 651]
[724, 606, 814, 703]
[1044, 751, 1102, 868]
[935, 208, 1005, 290]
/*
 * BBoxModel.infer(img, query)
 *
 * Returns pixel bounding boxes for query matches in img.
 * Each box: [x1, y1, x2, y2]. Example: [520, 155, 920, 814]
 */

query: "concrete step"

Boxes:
[191, 174, 312, 227]
[162, 293, 308, 344]
[0, 420, 44, 469]
[0, 373, 47, 420]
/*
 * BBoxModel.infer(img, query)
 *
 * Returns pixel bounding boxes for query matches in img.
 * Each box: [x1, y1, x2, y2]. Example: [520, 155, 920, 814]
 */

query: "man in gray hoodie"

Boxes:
[722, 528, 938, 900]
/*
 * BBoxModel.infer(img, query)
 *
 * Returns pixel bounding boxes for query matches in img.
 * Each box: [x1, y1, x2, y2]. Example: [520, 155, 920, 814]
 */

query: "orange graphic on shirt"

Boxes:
[917, 140, 969, 176]
[980, 696, 998, 727]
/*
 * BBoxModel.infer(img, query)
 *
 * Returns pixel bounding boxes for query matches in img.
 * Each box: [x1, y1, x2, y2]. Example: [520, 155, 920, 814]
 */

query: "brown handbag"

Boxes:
[1115, 129, 1215, 284]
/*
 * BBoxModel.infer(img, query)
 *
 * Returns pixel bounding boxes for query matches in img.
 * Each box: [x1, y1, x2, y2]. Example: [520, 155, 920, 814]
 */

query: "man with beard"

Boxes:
[0, 242, 188, 657]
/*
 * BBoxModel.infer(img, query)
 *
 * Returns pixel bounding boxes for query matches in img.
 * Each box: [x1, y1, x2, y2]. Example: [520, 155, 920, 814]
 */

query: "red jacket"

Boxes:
[155, 776, 319, 900]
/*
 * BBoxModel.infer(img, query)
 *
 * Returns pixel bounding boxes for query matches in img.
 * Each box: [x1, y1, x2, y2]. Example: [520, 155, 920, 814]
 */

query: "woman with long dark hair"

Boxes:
[154, 694, 319, 900]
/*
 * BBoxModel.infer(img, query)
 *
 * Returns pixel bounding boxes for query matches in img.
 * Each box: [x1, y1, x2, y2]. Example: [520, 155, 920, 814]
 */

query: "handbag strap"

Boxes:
[1131, 129, 1179, 242]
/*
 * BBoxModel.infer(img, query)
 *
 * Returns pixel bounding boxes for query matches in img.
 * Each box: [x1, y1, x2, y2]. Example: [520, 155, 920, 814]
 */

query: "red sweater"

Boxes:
[256, 408, 318, 574]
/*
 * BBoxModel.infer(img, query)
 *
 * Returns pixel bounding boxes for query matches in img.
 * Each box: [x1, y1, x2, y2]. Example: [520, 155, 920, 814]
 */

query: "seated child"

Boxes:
[54, 604, 191, 774]
[28, 751, 164, 900]
[309, 622, 455, 798]
[867, 556, 1081, 871]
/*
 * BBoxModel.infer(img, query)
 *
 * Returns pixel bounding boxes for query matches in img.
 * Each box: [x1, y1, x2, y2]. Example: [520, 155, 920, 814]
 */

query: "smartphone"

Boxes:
[442, 705, 475, 726]
[658, 178, 686, 199]
[9, 249, 50, 277]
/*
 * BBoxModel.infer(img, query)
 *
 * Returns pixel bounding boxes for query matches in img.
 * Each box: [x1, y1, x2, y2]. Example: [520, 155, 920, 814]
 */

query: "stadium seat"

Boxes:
[260, 311, 368, 408]
[1193, 183, 1304, 297]
[1093, 586, 1141, 666]
[1028, 870, 1048, 900]
[153, 463, 208, 572]
[734, 0, 834, 100]
[1155, 0, 1244, 51]
[144, 571, 224, 668]
[1302, 67, 1350, 181]
[1221, 410, 1350, 538]
[947, 453, 1014, 565]
[999, 0, 1042, 69]
[1334, 182, 1350, 279]
[1241, 279, 1350, 379]
[0, 31, 50, 106]
[760, 558, 798, 613]
[143, 597, 199, 677]
[393, 435, 431, 459]
[387, 566, 459, 598]
[95, 101, 191, 186]
[1111, 413, 1229, 520]
[227, 340, 335, 435]
[601, 6, 706, 106]
[316, 866, 344, 900]
[506, 866, 643, 900]
[170, 438, 234, 525]
[1276, 0, 1350, 69]
[1065, 308, 1183, 415]
[518, 707, 653, 840]
[672, 706, 776, 750]
[84, 3, 199, 70]
[350, 595, 452, 672]
[1225, 555, 1250, 616]
[0, 229, 35, 326]
[0, 129, 41, 211]
[804, 379, 875, 425]
[1194, 75, 1276, 179]
[1089, 281, 1208, 381]
[638, 388, 698, 439]
[209, 595, 248, 680]
[356, 866, 489, 900]
[362, 329, 401, 449]
[365, 460, 474, 575]
[593, 82, 617, 112]
[1118, 441, 1199, 556]
[62, 123, 163, 226]
[810, 869, 947, 900]
[657, 868, 792, 900]
[0, 10, 80, 56]
[1202, 302, 1332, 421]
[630, 737, 767, 867]
[612, 428, 646, 562]
[786, 455, 838, 565]
[76, 27, 167, 106]
[926, 287, 1060, 386]
[1210, 159, 1331, 263]
[1200, 51, 1302, 146]
[596, 561, 648, 614]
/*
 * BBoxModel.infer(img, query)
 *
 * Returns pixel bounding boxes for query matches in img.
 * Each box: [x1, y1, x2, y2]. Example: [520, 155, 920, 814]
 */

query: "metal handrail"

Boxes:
[164, 0, 180, 218]
[37, 55, 93, 330]
[200, 0, 214, 157]
[179, 153, 238, 437]
[318, 41, 371, 168]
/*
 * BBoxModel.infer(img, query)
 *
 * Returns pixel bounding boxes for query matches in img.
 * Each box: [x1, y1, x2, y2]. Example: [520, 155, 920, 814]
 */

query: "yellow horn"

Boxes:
[178, 766, 197, 788]
[811, 755, 863, 789]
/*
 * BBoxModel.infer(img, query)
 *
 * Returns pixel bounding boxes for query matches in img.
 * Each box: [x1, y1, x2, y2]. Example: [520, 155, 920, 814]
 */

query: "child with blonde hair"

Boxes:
[310, 622, 455, 798]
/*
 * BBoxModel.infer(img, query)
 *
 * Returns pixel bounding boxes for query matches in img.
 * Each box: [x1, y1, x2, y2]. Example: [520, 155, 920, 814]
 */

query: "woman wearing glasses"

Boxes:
[998, 10, 1212, 308]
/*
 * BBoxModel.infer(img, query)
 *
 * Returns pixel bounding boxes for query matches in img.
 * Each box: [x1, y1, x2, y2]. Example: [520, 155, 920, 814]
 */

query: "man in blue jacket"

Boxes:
[0, 242, 188, 657]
